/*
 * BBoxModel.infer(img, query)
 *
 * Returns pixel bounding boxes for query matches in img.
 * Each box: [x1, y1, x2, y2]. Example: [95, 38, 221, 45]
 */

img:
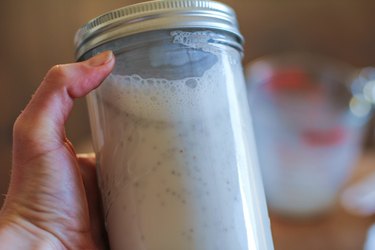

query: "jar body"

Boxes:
[82, 29, 273, 250]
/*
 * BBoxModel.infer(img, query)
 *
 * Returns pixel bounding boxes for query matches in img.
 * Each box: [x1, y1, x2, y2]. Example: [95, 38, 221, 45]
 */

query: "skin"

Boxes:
[0, 51, 115, 250]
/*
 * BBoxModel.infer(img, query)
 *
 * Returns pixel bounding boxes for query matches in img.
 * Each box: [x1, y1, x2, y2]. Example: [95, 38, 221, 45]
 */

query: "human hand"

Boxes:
[0, 51, 115, 249]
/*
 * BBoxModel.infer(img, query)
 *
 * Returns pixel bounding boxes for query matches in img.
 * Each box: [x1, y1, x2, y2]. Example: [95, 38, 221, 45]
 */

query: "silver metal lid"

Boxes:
[74, 0, 243, 59]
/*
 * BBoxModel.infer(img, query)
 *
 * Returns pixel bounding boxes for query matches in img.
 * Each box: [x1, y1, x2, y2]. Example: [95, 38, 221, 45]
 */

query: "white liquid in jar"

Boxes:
[89, 31, 271, 250]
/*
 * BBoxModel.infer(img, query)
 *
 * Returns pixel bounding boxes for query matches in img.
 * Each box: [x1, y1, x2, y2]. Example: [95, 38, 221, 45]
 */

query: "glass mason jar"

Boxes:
[75, 1, 274, 249]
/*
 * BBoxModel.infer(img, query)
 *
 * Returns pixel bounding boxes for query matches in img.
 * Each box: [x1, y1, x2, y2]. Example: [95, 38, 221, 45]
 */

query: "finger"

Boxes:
[77, 153, 109, 250]
[13, 51, 115, 166]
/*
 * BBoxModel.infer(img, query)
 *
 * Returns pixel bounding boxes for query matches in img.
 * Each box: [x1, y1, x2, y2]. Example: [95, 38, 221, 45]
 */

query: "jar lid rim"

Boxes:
[74, 0, 243, 59]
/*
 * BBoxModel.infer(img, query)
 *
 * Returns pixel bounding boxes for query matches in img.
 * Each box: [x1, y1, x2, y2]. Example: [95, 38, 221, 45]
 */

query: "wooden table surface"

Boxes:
[270, 150, 375, 250]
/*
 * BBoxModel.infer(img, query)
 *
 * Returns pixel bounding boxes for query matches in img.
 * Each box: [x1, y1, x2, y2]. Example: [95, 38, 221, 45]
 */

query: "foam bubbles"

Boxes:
[96, 30, 242, 123]
[98, 60, 227, 122]
[171, 30, 222, 55]
[185, 79, 198, 89]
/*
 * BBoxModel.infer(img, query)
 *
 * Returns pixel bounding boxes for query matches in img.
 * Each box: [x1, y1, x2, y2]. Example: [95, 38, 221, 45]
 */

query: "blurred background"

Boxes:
[1, 0, 375, 249]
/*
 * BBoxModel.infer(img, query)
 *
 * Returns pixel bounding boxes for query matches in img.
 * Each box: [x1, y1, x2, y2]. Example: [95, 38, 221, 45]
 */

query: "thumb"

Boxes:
[12, 51, 115, 166]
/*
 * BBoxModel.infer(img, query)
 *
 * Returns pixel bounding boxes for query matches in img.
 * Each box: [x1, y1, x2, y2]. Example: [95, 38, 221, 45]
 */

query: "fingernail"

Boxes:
[87, 51, 113, 67]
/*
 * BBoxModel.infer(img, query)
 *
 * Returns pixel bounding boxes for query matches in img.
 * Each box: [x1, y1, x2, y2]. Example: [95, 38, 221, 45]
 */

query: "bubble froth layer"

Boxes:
[100, 61, 225, 122]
